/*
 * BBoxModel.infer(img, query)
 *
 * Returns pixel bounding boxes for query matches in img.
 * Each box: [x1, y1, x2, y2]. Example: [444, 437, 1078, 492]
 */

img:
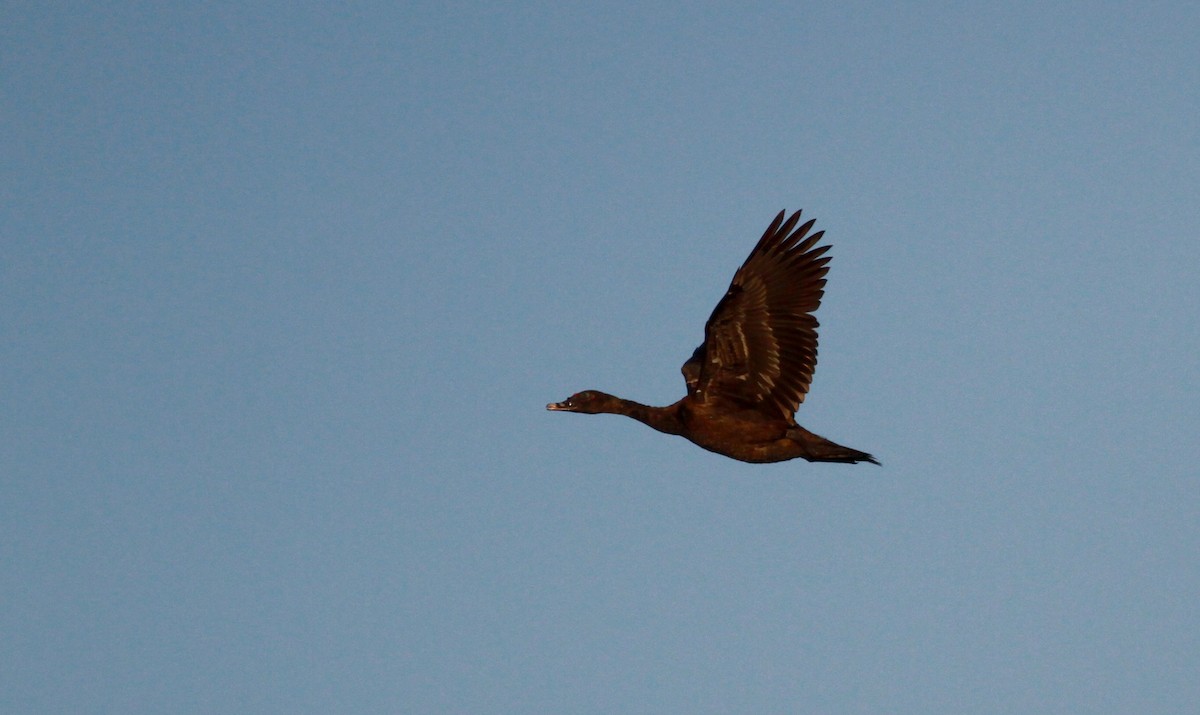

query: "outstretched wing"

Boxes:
[686, 209, 831, 419]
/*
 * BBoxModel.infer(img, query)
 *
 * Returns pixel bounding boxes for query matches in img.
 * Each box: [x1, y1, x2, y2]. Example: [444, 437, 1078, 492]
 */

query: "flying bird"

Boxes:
[547, 209, 878, 465]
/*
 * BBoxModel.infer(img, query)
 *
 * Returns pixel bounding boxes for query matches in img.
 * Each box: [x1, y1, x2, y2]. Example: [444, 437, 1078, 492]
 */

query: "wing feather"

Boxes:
[685, 209, 832, 419]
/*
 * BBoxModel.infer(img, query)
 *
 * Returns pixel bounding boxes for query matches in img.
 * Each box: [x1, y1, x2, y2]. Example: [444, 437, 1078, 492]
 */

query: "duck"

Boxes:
[547, 209, 878, 465]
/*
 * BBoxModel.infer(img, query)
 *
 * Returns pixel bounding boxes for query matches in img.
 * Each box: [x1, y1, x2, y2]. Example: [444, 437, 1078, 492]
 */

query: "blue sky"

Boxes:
[3, 2, 1198, 712]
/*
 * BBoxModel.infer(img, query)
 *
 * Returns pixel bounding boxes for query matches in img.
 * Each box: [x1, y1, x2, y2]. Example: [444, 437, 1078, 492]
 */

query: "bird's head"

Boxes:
[546, 390, 608, 414]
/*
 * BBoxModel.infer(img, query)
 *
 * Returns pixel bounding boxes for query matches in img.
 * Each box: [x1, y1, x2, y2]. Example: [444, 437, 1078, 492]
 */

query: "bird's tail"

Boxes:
[787, 426, 880, 465]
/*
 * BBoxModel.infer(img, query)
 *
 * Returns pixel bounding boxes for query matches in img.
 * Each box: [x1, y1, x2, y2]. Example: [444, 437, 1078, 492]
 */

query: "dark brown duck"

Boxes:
[548, 210, 879, 465]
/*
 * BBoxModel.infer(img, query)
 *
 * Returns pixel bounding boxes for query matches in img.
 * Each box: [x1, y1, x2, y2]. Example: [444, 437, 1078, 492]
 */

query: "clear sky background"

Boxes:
[3, 2, 1198, 713]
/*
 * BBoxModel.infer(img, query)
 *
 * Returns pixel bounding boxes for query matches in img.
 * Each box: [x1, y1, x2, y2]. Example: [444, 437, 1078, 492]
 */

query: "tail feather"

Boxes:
[788, 426, 880, 465]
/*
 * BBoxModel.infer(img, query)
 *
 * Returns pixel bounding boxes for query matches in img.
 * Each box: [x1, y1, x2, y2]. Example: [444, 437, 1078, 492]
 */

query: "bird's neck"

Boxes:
[600, 394, 685, 436]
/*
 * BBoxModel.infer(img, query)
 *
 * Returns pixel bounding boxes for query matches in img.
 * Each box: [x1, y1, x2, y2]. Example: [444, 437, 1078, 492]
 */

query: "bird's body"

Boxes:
[548, 210, 878, 465]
